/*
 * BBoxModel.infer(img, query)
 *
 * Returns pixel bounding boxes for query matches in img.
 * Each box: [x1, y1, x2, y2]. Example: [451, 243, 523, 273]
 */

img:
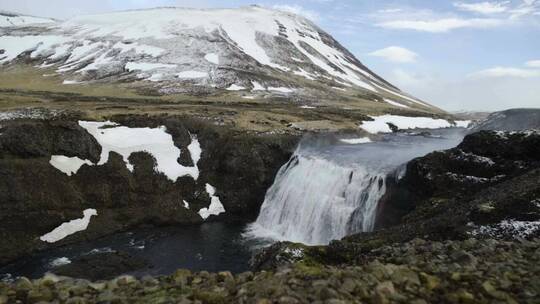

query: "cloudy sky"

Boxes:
[1, 0, 539, 111]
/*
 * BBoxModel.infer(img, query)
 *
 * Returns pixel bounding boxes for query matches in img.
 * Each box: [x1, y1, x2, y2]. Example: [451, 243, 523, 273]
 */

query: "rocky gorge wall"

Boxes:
[0, 114, 298, 265]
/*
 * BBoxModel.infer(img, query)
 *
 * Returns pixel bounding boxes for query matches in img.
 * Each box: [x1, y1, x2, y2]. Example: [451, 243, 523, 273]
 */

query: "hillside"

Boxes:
[0, 6, 446, 132]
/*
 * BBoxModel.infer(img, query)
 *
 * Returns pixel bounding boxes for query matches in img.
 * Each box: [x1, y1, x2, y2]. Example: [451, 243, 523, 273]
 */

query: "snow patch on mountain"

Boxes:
[204, 53, 219, 65]
[385, 98, 410, 109]
[176, 71, 208, 79]
[0, 11, 55, 27]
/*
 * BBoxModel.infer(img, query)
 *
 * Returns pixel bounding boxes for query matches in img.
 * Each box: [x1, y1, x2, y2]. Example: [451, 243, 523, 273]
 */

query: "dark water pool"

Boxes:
[0, 222, 255, 280]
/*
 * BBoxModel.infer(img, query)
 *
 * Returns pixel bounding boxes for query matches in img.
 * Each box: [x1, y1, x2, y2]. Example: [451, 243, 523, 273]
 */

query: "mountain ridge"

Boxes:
[0, 6, 440, 113]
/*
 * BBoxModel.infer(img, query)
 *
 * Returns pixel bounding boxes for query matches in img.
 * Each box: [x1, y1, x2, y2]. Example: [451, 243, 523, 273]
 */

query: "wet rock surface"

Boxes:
[0, 114, 298, 265]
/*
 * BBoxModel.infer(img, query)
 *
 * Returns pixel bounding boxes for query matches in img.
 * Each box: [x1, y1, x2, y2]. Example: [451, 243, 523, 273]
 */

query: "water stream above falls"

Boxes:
[245, 128, 468, 245]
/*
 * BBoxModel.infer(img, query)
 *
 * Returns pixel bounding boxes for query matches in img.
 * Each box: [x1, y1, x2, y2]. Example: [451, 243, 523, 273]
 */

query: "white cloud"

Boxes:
[509, 0, 540, 18]
[272, 4, 319, 21]
[368, 46, 419, 63]
[378, 8, 403, 14]
[388, 69, 428, 88]
[526, 60, 540, 67]
[377, 17, 504, 32]
[380, 69, 540, 111]
[469, 67, 540, 78]
[454, 1, 510, 14]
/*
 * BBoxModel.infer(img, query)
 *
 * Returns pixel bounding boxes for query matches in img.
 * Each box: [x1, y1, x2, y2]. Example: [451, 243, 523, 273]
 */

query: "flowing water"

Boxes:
[245, 129, 467, 245]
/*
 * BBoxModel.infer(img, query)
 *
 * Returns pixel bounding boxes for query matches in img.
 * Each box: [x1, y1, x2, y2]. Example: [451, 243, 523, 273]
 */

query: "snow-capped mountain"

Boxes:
[0, 6, 435, 111]
[0, 10, 55, 27]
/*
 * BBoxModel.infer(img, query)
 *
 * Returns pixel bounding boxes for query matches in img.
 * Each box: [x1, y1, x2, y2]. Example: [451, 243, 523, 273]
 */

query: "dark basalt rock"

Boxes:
[0, 120, 101, 161]
[376, 130, 540, 228]
[0, 115, 298, 265]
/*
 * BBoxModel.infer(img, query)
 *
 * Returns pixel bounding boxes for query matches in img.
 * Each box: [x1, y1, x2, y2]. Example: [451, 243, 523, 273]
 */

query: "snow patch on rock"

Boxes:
[198, 183, 226, 220]
[49, 155, 93, 176]
[78, 121, 201, 181]
[40, 209, 97, 243]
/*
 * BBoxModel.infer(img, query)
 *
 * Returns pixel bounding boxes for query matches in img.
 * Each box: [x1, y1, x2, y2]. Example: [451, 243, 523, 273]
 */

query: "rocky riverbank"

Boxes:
[1, 237, 538, 303]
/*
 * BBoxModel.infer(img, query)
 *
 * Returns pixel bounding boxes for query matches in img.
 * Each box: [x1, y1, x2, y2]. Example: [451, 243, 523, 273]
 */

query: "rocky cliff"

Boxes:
[0, 114, 298, 265]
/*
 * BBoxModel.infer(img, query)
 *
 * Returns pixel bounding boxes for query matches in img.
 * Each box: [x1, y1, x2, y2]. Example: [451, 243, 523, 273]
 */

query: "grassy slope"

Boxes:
[0, 64, 450, 133]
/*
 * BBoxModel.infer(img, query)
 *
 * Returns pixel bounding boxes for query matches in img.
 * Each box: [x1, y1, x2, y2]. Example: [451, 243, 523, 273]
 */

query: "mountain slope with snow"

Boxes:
[0, 6, 438, 112]
[0, 11, 55, 27]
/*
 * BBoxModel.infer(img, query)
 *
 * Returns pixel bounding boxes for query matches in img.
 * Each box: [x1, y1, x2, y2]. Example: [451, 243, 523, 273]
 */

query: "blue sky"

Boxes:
[2, 0, 539, 111]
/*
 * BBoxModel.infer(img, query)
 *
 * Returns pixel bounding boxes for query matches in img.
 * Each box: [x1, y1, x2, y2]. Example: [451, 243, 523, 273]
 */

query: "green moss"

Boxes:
[192, 291, 228, 304]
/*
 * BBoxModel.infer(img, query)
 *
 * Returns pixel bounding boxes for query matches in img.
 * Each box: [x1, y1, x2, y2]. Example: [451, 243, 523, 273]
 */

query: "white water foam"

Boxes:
[246, 154, 387, 245]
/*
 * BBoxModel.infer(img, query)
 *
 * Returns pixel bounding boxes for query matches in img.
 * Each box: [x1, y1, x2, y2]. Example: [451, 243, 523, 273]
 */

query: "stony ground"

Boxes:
[1, 238, 539, 303]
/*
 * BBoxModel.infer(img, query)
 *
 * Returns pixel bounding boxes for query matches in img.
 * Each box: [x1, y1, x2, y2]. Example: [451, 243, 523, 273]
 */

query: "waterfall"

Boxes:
[247, 153, 388, 245]
[246, 129, 468, 246]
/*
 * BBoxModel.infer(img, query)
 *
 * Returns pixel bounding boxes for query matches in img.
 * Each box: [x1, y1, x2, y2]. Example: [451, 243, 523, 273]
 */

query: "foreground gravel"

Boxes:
[1, 237, 539, 303]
